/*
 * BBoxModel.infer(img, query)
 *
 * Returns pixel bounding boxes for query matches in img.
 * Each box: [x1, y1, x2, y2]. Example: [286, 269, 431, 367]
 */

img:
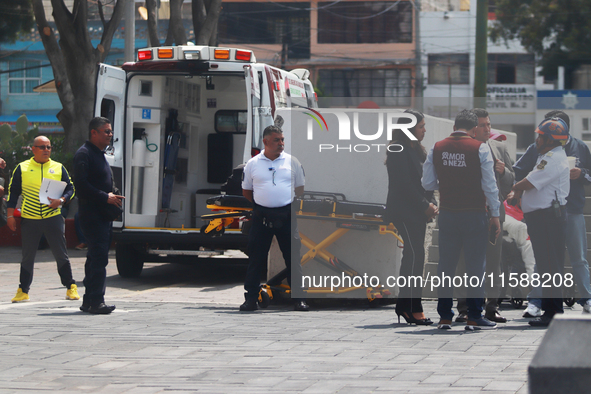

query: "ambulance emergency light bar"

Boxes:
[136, 46, 255, 63]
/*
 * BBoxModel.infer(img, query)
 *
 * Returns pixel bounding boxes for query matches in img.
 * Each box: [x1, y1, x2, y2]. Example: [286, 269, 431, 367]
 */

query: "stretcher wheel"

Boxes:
[258, 290, 270, 308]
[564, 297, 575, 307]
[511, 298, 523, 308]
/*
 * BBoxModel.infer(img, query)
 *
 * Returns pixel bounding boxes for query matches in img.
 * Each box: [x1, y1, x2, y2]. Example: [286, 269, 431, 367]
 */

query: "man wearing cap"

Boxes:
[509, 118, 570, 327]
[514, 111, 591, 317]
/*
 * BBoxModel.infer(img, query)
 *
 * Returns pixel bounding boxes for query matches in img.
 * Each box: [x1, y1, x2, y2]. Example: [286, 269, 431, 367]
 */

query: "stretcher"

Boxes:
[200, 191, 403, 305]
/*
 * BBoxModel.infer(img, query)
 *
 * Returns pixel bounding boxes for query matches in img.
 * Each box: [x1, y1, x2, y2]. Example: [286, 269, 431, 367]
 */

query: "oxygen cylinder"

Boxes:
[130, 138, 146, 214]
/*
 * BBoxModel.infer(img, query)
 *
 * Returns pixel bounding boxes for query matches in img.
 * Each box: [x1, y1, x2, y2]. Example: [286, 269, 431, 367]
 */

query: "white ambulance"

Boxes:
[95, 45, 317, 277]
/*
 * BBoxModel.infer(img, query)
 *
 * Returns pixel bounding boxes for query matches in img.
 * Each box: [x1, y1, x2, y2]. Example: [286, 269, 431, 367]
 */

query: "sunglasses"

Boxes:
[33, 145, 52, 150]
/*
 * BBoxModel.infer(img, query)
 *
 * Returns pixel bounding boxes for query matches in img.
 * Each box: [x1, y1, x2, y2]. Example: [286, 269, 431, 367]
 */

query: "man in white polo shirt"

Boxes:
[240, 125, 308, 311]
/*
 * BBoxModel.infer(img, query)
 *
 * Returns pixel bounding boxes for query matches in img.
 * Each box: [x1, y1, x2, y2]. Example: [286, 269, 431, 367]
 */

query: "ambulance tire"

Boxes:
[116, 243, 145, 278]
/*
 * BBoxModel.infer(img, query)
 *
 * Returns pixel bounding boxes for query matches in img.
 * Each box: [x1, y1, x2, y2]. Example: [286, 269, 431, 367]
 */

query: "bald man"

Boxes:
[6, 136, 79, 303]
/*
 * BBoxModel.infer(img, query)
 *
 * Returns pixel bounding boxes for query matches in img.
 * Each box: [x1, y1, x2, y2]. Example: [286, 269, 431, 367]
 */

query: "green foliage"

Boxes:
[490, 0, 591, 81]
[47, 135, 74, 175]
[0, 115, 39, 176]
[0, 0, 34, 43]
[0, 115, 74, 180]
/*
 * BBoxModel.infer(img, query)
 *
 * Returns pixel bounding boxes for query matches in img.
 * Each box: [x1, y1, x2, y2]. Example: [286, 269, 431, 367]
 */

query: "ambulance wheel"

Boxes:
[116, 243, 145, 278]
[258, 290, 270, 308]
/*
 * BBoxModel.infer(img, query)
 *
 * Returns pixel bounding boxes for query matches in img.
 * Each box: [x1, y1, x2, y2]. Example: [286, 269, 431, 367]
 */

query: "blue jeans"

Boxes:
[528, 212, 590, 307]
[437, 210, 488, 321]
[565, 213, 591, 304]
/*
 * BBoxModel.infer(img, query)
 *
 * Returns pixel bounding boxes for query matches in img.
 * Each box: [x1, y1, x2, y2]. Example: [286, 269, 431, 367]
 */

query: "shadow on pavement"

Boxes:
[106, 259, 249, 292]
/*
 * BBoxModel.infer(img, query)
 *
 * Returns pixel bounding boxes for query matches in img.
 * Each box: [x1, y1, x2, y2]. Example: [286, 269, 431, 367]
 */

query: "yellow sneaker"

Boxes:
[12, 288, 30, 303]
[66, 284, 80, 300]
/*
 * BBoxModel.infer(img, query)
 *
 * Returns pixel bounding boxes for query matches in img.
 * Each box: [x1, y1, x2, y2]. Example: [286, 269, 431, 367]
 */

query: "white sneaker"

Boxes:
[583, 300, 591, 314]
[523, 303, 542, 318]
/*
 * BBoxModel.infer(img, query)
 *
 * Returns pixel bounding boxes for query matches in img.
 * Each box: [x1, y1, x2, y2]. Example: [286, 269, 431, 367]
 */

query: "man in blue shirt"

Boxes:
[514, 111, 591, 316]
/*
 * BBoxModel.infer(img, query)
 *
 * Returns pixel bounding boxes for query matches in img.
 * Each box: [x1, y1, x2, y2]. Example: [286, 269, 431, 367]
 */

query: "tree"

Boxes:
[490, 0, 591, 83]
[31, 0, 125, 151]
[0, 0, 34, 43]
[31, 0, 221, 151]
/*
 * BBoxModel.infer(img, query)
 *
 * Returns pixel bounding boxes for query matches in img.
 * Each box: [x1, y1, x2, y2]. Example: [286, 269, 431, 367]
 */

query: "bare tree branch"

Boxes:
[98, 0, 106, 26]
[31, 0, 74, 114]
[98, 0, 125, 62]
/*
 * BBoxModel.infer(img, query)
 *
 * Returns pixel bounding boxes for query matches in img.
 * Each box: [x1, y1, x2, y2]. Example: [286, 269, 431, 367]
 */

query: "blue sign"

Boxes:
[537, 90, 591, 110]
[142, 109, 151, 119]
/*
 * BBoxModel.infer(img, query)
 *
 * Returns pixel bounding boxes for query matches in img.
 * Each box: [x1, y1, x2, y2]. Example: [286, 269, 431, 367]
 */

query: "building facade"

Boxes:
[420, 0, 554, 149]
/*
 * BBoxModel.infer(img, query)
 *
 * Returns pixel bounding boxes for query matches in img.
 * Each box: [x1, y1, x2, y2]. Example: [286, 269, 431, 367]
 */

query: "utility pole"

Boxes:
[124, 0, 136, 62]
[473, 0, 487, 109]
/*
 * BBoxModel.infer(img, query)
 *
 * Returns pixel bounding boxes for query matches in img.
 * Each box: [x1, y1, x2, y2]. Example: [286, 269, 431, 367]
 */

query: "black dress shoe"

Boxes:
[239, 299, 258, 311]
[294, 300, 310, 311]
[485, 310, 508, 323]
[528, 315, 553, 327]
[88, 303, 116, 314]
[80, 304, 90, 313]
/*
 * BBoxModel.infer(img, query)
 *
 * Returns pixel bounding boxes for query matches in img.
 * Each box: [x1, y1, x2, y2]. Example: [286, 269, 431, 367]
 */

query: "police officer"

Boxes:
[515, 110, 591, 317]
[509, 118, 570, 327]
[240, 125, 308, 312]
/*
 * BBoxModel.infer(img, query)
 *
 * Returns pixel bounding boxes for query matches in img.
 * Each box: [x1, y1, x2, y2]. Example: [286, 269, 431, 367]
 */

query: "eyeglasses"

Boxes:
[101, 129, 113, 135]
[33, 145, 52, 150]
[269, 168, 276, 185]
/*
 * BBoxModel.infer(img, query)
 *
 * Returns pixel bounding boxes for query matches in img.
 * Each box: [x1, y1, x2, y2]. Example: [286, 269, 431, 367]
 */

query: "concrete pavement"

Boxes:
[0, 246, 584, 393]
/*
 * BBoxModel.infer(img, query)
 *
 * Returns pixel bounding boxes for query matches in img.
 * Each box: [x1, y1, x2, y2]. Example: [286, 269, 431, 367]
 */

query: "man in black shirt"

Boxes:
[73, 117, 124, 314]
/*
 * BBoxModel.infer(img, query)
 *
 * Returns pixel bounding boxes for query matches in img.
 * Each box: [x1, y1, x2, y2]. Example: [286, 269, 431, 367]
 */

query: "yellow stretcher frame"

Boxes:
[200, 197, 404, 301]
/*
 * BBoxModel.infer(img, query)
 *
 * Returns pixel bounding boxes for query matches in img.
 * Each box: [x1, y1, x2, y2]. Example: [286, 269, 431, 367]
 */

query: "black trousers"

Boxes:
[244, 205, 302, 300]
[79, 207, 113, 307]
[392, 217, 427, 313]
[19, 215, 74, 294]
[524, 206, 566, 317]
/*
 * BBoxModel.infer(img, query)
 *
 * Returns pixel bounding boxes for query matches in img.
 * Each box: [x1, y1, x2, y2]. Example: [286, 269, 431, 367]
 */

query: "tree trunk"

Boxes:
[146, 0, 160, 47]
[195, 0, 221, 45]
[165, 0, 186, 45]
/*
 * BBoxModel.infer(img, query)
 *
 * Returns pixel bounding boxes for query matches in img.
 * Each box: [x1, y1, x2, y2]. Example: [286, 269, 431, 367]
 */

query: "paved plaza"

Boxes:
[0, 246, 582, 393]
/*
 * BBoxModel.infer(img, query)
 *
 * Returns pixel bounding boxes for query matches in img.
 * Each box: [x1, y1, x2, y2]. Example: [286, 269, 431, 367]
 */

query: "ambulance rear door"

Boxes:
[94, 63, 126, 228]
[243, 64, 274, 163]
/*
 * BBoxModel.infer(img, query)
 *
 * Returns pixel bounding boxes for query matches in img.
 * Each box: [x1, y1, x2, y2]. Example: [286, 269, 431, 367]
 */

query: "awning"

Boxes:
[33, 80, 57, 93]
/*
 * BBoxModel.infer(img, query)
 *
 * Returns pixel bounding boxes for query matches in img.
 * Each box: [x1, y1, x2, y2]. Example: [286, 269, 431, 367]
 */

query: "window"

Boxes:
[428, 54, 470, 84]
[487, 54, 535, 84]
[318, 1, 412, 44]
[219, 3, 310, 58]
[8, 61, 41, 94]
[317, 68, 412, 106]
